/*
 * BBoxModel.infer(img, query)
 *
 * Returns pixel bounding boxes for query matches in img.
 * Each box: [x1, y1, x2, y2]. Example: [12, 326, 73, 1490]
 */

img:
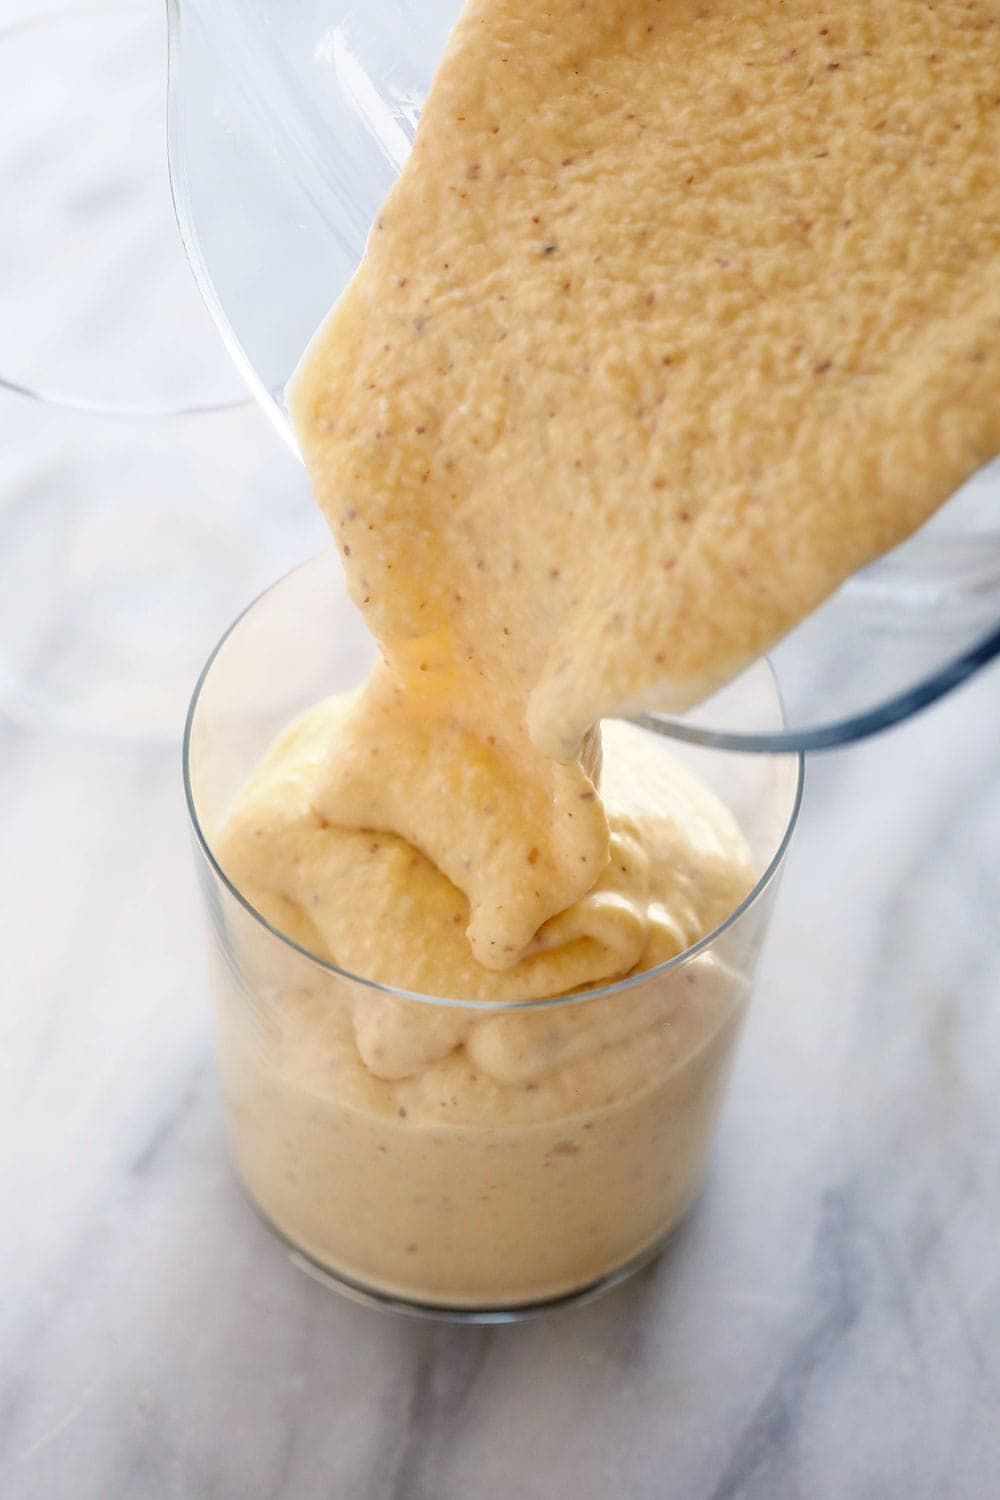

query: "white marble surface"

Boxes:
[3, 4, 1000, 1495]
[4, 628, 999, 1500]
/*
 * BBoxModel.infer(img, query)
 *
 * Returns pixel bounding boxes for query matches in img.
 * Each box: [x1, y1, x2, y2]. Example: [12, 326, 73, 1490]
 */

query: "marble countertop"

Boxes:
[5, 634, 1000, 1500]
[3, 3, 1000, 1494]
[4, 405, 1000, 1500]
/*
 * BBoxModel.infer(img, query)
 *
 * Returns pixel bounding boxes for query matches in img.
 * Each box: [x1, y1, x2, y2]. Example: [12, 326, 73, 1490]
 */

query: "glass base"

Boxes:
[250, 1198, 683, 1325]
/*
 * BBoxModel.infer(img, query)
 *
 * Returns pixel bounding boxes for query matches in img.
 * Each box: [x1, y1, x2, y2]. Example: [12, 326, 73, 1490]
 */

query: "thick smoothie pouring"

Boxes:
[210, 0, 998, 1307]
[215, 712, 760, 1306]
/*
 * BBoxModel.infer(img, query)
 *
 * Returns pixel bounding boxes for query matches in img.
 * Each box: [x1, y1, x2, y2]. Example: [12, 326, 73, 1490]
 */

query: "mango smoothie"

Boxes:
[204, 0, 999, 1307]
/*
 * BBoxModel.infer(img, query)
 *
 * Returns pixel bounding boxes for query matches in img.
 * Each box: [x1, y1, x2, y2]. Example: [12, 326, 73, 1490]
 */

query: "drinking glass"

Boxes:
[184, 552, 803, 1320]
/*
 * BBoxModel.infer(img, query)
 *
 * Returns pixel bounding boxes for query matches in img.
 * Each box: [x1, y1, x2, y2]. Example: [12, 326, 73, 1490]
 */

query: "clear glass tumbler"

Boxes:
[184, 553, 803, 1320]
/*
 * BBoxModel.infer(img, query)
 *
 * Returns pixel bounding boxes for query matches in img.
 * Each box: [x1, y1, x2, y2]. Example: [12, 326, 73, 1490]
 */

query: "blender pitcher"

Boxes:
[165, 0, 1000, 752]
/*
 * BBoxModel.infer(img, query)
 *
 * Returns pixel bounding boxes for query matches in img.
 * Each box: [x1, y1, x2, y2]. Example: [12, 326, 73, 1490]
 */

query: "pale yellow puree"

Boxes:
[213, 0, 999, 1305]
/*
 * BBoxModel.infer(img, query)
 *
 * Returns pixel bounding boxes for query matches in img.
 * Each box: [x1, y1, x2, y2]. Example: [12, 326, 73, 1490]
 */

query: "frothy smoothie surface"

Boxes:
[224, 0, 998, 994]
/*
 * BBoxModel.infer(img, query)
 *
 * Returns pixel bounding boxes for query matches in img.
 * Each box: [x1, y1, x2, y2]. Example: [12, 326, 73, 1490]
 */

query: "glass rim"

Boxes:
[182, 552, 805, 1013]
